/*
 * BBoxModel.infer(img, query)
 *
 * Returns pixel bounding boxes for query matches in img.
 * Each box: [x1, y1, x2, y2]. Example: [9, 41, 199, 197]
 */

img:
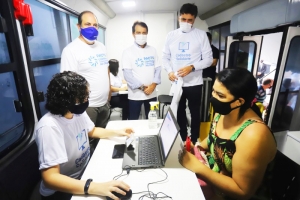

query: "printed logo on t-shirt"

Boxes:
[135, 56, 155, 67]
[76, 129, 88, 151]
[179, 42, 189, 52]
[135, 58, 144, 67]
[144, 56, 154, 67]
[176, 42, 191, 61]
[75, 147, 90, 168]
[88, 54, 108, 67]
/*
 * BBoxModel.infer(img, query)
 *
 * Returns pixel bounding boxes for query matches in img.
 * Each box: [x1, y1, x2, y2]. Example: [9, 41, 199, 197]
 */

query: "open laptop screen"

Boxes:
[159, 108, 180, 161]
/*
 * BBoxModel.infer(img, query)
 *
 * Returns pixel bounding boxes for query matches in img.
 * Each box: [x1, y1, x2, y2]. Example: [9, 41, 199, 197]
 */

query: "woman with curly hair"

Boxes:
[178, 68, 277, 200]
[35, 71, 132, 200]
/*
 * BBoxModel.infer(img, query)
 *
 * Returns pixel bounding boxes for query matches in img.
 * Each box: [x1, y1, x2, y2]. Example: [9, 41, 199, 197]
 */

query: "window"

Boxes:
[0, 30, 10, 64]
[33, 64, 60, 116]
[25, 0, 74, 119]
[70, 15, 79, 41]
[25, 0, 69, 60]
[209, 22, 234, 72]
[0, 72, 24, 152]
[97, 27, 105, 44]
[0, 0, 34, 159]
[271, 36, 300, 132]
[228, 42, 256, 71]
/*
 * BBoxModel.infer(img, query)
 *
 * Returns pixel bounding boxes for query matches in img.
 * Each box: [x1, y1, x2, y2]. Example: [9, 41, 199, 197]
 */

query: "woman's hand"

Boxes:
[114, 128, 134, 137]
[120, 85, 128, 91]
[178, 149, 204, 173]
[90, 180, 130, 199]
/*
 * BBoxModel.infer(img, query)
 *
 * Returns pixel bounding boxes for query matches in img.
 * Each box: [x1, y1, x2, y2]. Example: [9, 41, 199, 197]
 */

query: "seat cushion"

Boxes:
[158, 95, 172, 104]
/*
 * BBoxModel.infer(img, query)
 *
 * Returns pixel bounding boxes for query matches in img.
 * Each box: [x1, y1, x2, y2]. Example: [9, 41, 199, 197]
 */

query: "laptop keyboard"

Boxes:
[138, 137, 161, 165]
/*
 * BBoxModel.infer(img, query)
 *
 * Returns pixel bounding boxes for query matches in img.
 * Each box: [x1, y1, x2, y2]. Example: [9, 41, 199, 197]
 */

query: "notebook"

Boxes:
[122, 108, 180, 169]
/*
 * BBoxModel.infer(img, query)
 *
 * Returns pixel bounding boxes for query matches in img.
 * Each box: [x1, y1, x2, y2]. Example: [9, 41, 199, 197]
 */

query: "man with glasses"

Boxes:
[162, 3, 212, 144]
[122, 21, 161, 120]
[61, 11, 110, 152]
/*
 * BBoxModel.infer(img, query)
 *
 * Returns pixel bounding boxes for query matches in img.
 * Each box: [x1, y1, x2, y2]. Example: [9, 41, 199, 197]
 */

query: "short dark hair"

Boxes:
[45, 71, 89, 116]
[206, 32, 212, 41]
[78, 11, 98, 26]
[216, 68, 260, 118]
[180, 3, 198, 17]
[263, 79, 272, 85]
[132, 21, 148, 33]
[109, 59, 119, 76]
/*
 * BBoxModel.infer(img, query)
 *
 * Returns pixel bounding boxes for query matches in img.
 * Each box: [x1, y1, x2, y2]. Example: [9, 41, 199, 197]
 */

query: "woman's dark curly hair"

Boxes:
[216, 68, 261, 119]
[45, 71, 89, 116]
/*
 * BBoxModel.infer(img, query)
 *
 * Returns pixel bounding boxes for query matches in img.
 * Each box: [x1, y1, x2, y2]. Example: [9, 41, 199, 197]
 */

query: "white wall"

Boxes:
[106, 12, 177, 96]
[193, 16, 209, 32]
[205, 0, 270, 27]
[105, 12, 142, 76]
[58, 0, 110, 26]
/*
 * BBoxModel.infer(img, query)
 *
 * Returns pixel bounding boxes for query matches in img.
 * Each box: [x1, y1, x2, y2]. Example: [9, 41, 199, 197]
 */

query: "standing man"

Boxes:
[256, 60, 266, 84]
[122, 21, 161, 120]
[60, 11, 110, 150]
[162, 3, 212, 144]
[203, 32, 220, 86]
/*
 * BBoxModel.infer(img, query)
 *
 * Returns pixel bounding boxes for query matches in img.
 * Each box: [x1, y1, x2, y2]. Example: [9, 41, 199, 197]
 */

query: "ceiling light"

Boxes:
[122, 1, 136, 7]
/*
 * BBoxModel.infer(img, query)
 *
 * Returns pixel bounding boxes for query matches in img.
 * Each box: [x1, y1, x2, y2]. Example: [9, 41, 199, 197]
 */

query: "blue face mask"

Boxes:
[80, 27, 98, 41]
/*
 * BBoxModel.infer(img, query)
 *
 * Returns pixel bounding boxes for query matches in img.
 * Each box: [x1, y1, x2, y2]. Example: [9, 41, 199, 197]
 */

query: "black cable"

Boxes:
[113, 165, 131, 180]
[113, 166, 172, 199]
[134, 168, 172, 200]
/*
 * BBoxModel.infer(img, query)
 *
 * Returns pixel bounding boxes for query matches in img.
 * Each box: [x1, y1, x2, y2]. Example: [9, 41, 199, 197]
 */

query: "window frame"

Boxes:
[0, 0, 35, 161]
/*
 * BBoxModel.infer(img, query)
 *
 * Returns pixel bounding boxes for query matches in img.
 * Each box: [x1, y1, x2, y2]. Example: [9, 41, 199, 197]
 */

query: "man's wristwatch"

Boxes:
[139, 85, 145, 91]
[191, 65, 195, 72]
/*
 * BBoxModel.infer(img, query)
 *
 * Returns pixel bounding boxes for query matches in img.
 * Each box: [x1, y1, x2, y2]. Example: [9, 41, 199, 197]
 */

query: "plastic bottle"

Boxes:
[148, 102, 159, 129]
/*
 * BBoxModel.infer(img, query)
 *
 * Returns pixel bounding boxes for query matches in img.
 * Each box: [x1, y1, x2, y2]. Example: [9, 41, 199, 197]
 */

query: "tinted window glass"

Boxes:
[25, 0, 69, 60]
[220, 25, 233, 50]
[228, 42, 256, 71]
[0, 32, 10, 64]
[211, 29, 219, 49]
[0, 72, 24, 151]
[97, 27, 105, 44]
[34, 64, 60, 116]
[271, 36, 300, 131]
[70, 15, 79, 41]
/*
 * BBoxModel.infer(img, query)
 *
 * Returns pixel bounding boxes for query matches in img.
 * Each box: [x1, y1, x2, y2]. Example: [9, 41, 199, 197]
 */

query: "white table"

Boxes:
[71, 120, 205, 200]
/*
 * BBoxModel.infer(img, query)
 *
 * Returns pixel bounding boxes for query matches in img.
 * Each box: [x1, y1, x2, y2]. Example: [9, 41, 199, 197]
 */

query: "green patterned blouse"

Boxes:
[206, 114, 274, 200]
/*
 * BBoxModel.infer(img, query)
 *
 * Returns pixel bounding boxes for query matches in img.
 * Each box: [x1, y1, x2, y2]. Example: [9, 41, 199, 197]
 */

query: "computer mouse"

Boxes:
[106, 188, 132, 200]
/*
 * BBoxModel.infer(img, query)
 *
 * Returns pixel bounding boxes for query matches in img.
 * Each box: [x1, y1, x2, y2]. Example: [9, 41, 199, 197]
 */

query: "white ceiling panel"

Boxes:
[104, 0, 227, 15]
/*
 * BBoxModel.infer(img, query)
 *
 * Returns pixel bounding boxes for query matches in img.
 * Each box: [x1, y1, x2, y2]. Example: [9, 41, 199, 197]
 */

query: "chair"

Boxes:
[158, 95, 172, 118]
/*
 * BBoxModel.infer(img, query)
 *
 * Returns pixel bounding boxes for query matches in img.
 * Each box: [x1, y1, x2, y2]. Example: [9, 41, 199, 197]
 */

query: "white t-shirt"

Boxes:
[61, 38, 109, 107]
[162, 28, 212, 87]
[122, 44, 159, 100]
[34, 112, 94, 196]
[110, 73, 123, 88]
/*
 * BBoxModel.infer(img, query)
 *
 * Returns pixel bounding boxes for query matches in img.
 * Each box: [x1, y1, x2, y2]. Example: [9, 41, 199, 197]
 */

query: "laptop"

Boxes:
[122, 108, 180, 169]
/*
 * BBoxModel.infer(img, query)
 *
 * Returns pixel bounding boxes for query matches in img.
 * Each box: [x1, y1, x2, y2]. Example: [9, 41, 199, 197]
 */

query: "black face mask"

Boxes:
[210, 97, 240, 115]
[69, 101, 89, 114]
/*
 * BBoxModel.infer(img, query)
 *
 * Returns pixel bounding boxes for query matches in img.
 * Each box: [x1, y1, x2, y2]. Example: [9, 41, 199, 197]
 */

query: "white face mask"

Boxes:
[179, 22, 192, 33]
[82, 35, 95, 44]
[135, 34, 147, 46]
